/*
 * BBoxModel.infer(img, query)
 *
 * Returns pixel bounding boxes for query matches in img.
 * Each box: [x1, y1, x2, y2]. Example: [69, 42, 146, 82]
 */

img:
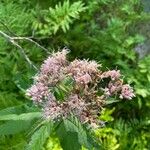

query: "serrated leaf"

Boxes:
[99, 108, 115, 122]
[0, 105, 25, 115]
[63, 118, 89, 148]
[56, 121, 81, 150]
[0, 104, 40, 116]
[0, 112, 42, 121]
[0, 120, 31, 135]
[26, 122, 53, 150]
[33, 1, 86, 35]
[56, 118, 99, 150]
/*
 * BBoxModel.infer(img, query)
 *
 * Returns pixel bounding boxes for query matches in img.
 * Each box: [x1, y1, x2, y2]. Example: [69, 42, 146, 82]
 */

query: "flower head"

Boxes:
[101, 70, 121, 80]
[120, 84, 135, 100]
[26, 49, 135, 128]
[26, 82, 49, 103]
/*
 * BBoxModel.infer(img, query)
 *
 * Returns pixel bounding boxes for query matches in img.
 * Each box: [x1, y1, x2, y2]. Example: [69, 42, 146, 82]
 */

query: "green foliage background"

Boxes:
[0, 0, 150, 149]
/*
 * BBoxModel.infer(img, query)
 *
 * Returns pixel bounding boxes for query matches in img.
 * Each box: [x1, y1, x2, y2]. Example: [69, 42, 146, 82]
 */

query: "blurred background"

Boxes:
[0, 0, 150, 149]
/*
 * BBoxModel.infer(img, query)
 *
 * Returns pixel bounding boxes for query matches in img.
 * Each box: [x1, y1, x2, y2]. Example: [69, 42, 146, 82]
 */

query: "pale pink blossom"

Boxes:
[86, 60, 101, 74]
[68, 94, 85, 111]
[120, 84, 135, 100]
[40, 49, 68, 75]
[101, 70, 121, 80]
[40, 57, 61, 75]
[104, 81, 122, 96]
[26, 82, 48, 103]
[43, 100, 63, 120]
[108, 82, 121, 94]
[75, 73, 92, 84]
[52, 48, 69, 64]
[68, 59, 100, 75]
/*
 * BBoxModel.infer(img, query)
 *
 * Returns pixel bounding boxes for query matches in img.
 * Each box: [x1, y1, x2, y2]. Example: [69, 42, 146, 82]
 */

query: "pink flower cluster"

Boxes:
[101, 70, 121, 80]
[120, 84, 135, 100]
[26, 82, 49, 103]
[101, 70, 135, 99]
[67, 59, 100, 85]
[26, 49, 135, 128]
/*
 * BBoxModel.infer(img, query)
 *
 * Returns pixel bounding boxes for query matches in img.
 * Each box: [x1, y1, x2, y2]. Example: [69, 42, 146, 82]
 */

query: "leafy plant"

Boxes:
[33, 1, 86, 36]
[0, 0, 150, 149]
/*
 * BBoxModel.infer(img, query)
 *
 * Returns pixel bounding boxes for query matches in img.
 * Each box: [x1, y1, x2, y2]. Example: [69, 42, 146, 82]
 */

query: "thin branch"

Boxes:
[0, 21, 50, 54]
[12, 36, 50, 54]
[0, 30, 38, 71]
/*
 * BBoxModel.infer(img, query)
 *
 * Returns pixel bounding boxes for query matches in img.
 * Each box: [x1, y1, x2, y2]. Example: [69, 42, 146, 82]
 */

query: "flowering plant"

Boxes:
[26, 49, 135, 128]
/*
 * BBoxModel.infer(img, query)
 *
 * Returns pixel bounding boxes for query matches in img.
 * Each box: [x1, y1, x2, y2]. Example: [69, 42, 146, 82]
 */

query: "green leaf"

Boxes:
[136, 88, 149, 97]
[64, 118, 89, 147]
[0, 120, 31, 135]
[0, 92, 23, 109]
[0, 105, 26, 115]
[0, 104, 40, 116]
[54, 87, 65, 101]
[33, 1, 86, 35]
[99, 108, 115, 122]
[0, 112, 42, 121]
[56, 118, 99, 150]
[26, 121, 53, 150]
[56, 121, 81, 150]
[105, 98, 121, 105]
[54, 76, 74, 102]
